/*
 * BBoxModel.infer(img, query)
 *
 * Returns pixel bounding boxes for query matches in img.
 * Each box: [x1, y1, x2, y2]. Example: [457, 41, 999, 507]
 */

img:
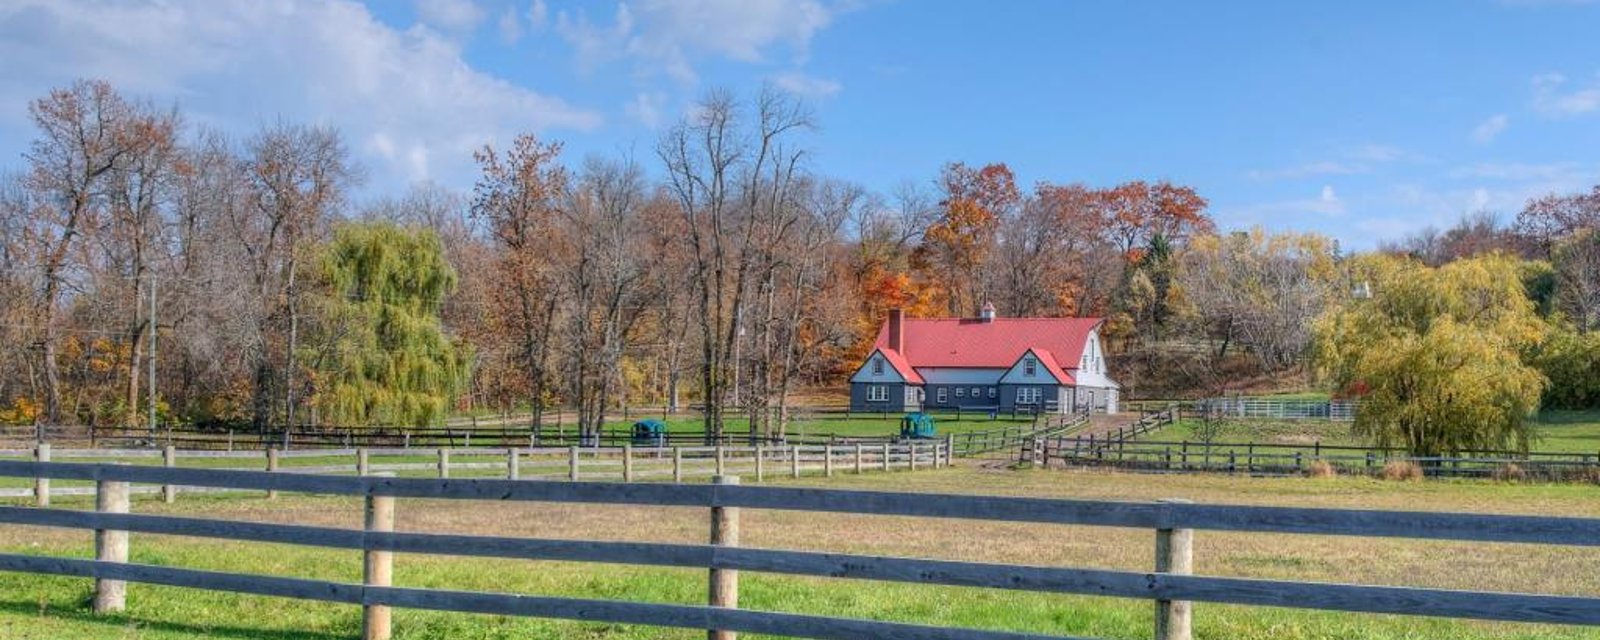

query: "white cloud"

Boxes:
[528, 0, 549, 29]
[1245, 161, 1366, 181]
[416, 0, 487, 35]
[0, 0, 601, 191]
[1532, 72, 1600, 117]
[1227, 186, 1346, 220]
[497, 5, 524, 44]
[1245, 143, 1422, 181]
[770, 71, 841, 99]
[1448, 161, 1594, 182]
[1470, 114, 1509, 144]
[556, 0, 833, 83]
[625, 91, 669, 128]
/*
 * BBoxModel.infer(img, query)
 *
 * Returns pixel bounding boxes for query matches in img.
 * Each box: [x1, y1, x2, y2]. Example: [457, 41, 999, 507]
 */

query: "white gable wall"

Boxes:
[997, 349, 1065, 384]
[1070, 328, 1118, 388]
[849, 350, 908, 384]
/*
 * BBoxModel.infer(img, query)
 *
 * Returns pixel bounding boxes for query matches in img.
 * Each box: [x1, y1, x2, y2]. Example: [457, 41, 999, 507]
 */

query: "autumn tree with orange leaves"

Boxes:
[919, 162, 1020, 316]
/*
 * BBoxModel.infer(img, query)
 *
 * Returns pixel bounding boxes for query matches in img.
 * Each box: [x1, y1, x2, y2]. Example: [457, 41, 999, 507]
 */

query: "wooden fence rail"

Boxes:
[1, 461, 1599, 640]
[0, 443, 949, 501]
[1039, 437, 1600, 480]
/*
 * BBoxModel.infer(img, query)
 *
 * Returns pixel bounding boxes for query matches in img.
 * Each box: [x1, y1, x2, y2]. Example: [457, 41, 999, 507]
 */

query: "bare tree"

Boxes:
[560, 158, 653, 438]
[657, 87, 811, 441]
[20, 80, 140, 426]
[236, 123, 357, 431]
[471, 135, 568, 430]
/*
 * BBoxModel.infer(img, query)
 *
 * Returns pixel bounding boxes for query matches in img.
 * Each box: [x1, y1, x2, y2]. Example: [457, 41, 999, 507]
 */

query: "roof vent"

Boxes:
[979, 301, 996, 323]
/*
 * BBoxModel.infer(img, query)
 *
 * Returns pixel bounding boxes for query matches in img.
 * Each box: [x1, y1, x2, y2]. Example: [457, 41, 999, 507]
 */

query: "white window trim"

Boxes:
[1017, 387, 1040, 405]
[1023, 357, 1037, 376]
[955, 387, 966, 398]
[867, 386, 888, 402]
[988, 387, 997, 399]
[936, 387, 948, 403]
[872, 358, 884, 375]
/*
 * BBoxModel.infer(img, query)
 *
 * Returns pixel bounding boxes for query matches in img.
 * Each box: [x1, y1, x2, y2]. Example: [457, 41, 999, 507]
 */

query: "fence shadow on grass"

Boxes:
[0, 596, 353, 640]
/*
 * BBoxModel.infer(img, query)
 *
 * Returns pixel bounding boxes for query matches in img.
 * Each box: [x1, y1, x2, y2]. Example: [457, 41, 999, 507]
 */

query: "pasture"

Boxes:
[1137, 410, 1600, 454]
[1, 465, 1598, 639]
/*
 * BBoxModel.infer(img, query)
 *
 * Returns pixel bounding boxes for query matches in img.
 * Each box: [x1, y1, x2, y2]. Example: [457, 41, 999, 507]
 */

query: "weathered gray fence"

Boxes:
[1040, 437, 1600, 480]
[1, 460, 1599, 640]
[0, 442, 950, 501]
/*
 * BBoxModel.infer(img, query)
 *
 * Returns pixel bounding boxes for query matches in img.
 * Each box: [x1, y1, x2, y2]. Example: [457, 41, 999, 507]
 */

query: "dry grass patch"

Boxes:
[1380, 460, 1424, 481]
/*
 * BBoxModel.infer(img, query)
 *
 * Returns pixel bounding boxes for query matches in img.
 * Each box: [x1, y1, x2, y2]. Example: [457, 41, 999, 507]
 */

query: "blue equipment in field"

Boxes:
[631, 419, 667, 446]
[899, 412, 937, 439]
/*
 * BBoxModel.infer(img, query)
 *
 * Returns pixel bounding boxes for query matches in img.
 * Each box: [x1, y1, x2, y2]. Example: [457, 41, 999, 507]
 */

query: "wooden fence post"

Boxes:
[854, 444, 864, 474]
[93, 476, 130, 614]
[674, 447, 684, 483]
[824, 444, 834, 477]
[162, 445, 177, 503]
[715, 446, 726, 476]
[507, 448, 520, 480]
[569, 446, 580, 481]
[437, 448, 450, 479]
[357, 448, 370, 476]
[708, 475, 741, 640]
[882, 443, 891, 472]
[363, 479, 396, 640]
[33, 443, 49, 507]
[1155, 498, 1195, 640]
[791, 445, 801, 478]
[266, 448, 280, 500]
[623, 445, 635, 482]
[945, 434, 955, 466]
[909, 443, 919, 471]
[755, 444, 765, 482]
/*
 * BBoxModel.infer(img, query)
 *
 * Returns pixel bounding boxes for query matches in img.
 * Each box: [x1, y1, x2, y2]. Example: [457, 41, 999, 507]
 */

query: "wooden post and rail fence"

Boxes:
[0, 442, 950, 502]
[1, 460, 1598, 639]
[1035, 434, 1600, 480]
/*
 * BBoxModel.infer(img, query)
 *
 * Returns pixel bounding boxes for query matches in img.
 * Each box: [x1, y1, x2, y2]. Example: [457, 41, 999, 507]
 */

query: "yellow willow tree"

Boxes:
[1314, 253, 1547, 457]
[303, 222, 470, 427]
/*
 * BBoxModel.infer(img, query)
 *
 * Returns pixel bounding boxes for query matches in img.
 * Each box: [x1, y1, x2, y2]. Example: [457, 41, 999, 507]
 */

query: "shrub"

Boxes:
[1380, 460, 1424, 481]
[1306, 459, 1337, 478]
[1492, 463, 1527, 483]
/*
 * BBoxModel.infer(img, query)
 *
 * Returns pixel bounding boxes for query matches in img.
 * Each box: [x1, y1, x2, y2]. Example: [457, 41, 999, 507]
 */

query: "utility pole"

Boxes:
[147, 274, 157, 432]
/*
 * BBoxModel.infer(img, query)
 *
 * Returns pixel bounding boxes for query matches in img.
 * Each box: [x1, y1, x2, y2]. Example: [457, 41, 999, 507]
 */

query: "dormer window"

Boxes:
[872, 357, 884, 375]
[1023, 357, 1037, 376]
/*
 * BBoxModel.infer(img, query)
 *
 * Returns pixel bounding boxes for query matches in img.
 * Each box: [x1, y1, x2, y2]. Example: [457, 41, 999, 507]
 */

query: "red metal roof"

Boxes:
[874, 347, 925, 384]
[872, 317, 1103, 377]
[1026, 347, 1075, 385]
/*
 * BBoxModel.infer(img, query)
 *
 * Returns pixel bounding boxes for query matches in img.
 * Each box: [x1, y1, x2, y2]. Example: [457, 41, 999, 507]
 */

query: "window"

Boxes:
[905, 386, 920, 405]
[1017, 388, 1040, 405]
[936, 387, 948, 403]
[872, 357, 884, 375]
[955, 387, 966, 398]
[1023, 357, 1037, 376]
[971, 387, 981, 398]
[988, 387, 997, 399]
[867, 386, 888, 402]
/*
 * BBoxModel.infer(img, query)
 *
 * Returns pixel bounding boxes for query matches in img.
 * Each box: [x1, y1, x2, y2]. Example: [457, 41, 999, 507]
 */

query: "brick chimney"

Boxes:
[887, 308, 904, 353]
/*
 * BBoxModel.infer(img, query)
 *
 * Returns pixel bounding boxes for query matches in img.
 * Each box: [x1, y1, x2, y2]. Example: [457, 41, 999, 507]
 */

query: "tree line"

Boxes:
[2, 79, 1598, 445]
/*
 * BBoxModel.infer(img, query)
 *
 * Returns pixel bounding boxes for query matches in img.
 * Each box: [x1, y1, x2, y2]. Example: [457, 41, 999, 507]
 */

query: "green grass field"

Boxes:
[1132, 410, 1600, 455]
[597, 413, 1036, 439]
[1, 466, 1598, 639]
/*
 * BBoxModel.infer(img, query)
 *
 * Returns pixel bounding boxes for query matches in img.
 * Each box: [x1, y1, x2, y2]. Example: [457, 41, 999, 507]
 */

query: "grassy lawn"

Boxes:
[1, 466, 1598, 639]
[598, 414, 1036, 439]
[1131, 411, 1600, 456]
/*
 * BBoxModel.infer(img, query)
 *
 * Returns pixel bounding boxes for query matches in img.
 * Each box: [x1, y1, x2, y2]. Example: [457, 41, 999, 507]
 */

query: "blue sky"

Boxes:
[2, 0, 1599, 248]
